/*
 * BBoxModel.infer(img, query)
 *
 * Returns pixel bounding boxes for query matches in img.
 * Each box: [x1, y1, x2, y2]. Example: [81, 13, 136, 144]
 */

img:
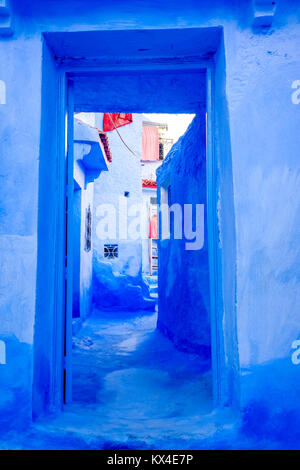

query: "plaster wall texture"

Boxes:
[225, 26, 300, 369]
[157, 113, 211, 367]
[72, 118, 107, 323]
[79, 183, 94, 321]
[73, 185, 82, 319]
[0, 35, 41, 343]
[0, 33, 42, 424]
[92, 113, 154, 310]
[141, 142, 162, 275]
[141, 161, 162, 181]
[141, 188, 157, 275]
[72, 180, 94, 322]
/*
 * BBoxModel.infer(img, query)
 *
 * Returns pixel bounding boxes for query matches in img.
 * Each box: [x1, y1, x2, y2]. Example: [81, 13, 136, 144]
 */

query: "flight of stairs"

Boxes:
[144, 275, 158, 301]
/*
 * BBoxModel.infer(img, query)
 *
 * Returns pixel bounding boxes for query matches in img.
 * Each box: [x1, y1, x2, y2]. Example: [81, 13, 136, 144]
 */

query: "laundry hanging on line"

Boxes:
[149, 214, 158, 239]
[142, 125, 159, 161]
[103, 113, 133, 132]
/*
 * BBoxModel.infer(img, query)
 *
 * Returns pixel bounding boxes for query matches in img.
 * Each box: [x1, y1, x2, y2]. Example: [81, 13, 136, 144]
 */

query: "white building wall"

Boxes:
[141, 187, 157, 275]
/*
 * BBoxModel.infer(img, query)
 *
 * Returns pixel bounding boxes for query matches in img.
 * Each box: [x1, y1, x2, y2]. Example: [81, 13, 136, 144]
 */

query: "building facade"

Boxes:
[0, 0, 299, 441]
[91, 113, 156, 311]
[72, 116, 111, 327]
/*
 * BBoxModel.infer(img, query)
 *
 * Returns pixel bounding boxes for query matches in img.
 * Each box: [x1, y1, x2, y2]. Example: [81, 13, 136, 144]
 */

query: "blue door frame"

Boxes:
[61, 65, 229, 409]
[63, 80, 75, 404]
[206, 66, 222, 406]
[35, 34, 238, 415]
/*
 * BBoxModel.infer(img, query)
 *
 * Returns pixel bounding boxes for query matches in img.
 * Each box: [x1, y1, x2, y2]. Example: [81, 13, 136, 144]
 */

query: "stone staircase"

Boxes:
[144, 275, 158, 301]
[0, 1, 14, 37]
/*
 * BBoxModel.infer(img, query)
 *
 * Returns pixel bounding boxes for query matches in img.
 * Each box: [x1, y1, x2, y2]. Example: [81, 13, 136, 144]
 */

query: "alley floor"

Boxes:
[70, 309, 214, 440]
[0, 308, 289, 450]
[43, 308, 218, 448]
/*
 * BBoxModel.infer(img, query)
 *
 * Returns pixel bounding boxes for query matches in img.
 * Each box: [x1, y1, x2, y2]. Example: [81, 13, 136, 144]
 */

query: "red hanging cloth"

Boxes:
[103, 113, 133, 132]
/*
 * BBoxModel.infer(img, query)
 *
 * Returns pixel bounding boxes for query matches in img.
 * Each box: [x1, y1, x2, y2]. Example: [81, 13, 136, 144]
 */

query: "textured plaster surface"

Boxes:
[157, 114, 211, 364]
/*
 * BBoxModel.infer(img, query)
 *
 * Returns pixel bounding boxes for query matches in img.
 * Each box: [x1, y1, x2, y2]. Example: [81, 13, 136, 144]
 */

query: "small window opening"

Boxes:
[85, 205, 92, 252]
[104, 244, 119, 259]
[159, 142, 164, 160]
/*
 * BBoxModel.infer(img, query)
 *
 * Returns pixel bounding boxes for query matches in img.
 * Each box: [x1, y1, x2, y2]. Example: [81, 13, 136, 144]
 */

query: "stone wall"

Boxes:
[156, 113, 211, 369]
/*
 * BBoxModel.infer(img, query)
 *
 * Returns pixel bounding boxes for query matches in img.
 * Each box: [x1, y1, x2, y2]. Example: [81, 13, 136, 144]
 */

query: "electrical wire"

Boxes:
[107, 113, 141, 159]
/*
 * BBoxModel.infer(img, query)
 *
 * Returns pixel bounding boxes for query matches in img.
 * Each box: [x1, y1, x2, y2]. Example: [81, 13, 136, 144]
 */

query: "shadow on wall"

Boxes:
[156, 114, 211, 372]
[241, 357, 300, 449]
[92, 257, 155, 312]
[0, 335, 32, 433]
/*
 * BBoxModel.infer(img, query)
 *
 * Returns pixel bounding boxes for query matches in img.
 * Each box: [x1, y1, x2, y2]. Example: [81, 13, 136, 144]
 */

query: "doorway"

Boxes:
[33, 27, 239, 422]
[70, 108, 214, 434]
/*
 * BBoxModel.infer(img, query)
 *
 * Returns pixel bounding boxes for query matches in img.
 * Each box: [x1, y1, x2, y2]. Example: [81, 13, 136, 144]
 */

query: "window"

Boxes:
[150, 196, 157, 205]
[104, 244, 119, 259]
[159, 142, 164, 160]
[159, 137, 174, 160]
[168, 186, 174, 237]
[85, 205, 92, 252]
[160, 186, 170, 240]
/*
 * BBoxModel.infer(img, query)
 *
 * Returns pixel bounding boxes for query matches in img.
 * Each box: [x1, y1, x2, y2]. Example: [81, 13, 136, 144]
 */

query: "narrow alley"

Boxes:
[1, 307, 293, 450]
[46, 306, 214, 446]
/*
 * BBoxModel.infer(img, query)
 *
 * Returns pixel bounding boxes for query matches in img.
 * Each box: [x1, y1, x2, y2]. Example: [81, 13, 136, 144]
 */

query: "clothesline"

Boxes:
[106, 113, 140, 159]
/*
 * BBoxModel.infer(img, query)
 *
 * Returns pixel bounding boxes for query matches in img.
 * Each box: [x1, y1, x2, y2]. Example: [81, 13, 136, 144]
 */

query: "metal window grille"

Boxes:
[85, 205, 92, 252]
[159, 142, 164, 160]
[104, 244, 118, 259]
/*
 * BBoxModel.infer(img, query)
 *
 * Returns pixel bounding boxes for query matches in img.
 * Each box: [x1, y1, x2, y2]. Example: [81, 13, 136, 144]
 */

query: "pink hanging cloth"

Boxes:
[149, 214, 158, 239]
[142, 125, 159, 161]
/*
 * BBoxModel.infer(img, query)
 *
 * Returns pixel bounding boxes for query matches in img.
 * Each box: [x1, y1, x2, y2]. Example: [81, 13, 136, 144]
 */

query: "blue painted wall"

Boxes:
[156, 112, 211, 368]
[92, 113, 154, 311]
[73, 183, 82, 319]
[32, 40, 65, 418]
[141, 187, 157, 275]
[72, 116, 109, 325]
[72, 162, 93, 323]
[72, 182, 94, 322]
